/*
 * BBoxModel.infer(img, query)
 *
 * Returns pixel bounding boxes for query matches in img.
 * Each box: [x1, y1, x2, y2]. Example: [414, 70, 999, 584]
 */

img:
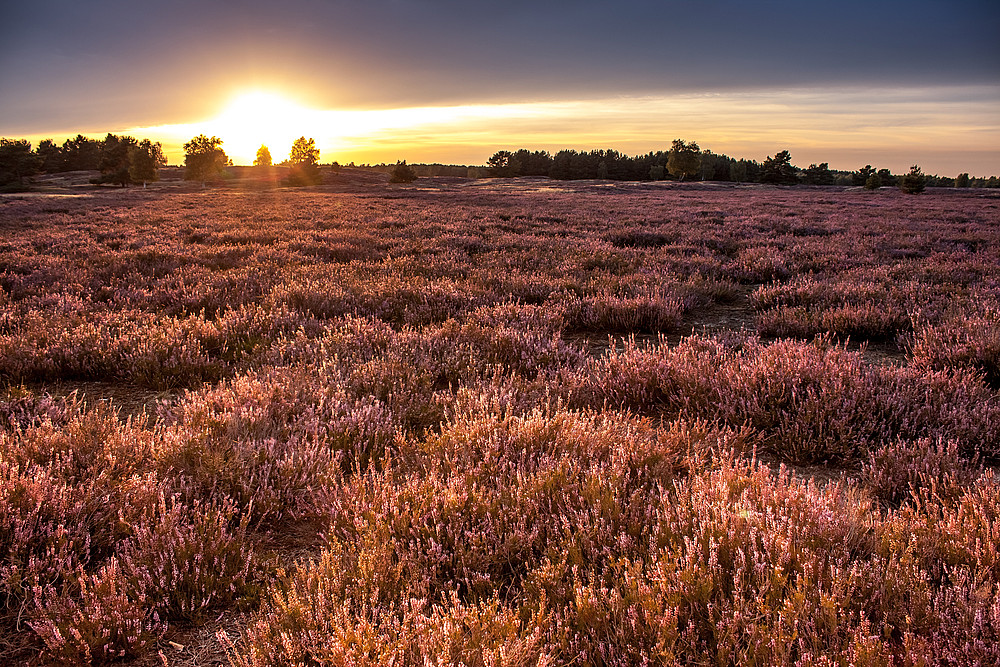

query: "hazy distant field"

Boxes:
[2, 179, 999, 664]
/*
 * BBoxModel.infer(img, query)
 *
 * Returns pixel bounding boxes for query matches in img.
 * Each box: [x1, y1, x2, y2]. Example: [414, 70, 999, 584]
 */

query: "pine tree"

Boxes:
[900, 165, 926, 194]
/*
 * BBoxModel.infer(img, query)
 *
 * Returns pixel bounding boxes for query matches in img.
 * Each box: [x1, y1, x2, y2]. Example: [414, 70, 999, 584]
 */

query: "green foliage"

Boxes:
[900, 164, 926, 194]
[730, 159, 752, 183]
[254, 145, 272, 168]
[667, 139, 701, 181]
[761, 150, 798, 185]
[389, 160, 417, 183]
[956, 172, 970, 188]
[487, 150, 516, 177]
[0, 138, 40, 186]
[864, 173, 882, 190]
[488, 149, 552, 178]
[184, 134, 228, 184]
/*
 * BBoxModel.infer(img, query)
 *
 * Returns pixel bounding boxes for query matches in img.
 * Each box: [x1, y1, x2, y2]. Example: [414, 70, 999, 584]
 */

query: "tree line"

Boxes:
[486, 142, 999, 190]
[0, 134, 326, 189]
[0, 134, 166, 189]
[3, 132, 997, 191]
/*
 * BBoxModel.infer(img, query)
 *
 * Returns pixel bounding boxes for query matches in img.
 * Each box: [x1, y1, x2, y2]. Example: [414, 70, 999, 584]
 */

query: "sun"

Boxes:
[211, 91, 322, 165]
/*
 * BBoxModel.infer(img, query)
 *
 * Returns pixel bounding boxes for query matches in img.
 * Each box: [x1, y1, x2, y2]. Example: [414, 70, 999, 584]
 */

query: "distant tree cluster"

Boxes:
[96, 135, 166, 187]
[484, 141, 999, 191]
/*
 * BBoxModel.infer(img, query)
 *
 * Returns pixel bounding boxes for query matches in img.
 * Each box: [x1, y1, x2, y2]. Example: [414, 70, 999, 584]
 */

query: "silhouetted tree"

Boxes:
[900, 165, 926, 194]
[285, 137, 321, 185]
[389, 160, 417, 183]
[97, 133, 138, 187]
[184, 135, 228, 184]
[36, 139, 64, 172]
[487, 150, 517, 177]
[877, 168, 896, 187]
[0, 139, 41, 187]
[254, 145, 272, 167]
[513, 149, 552, 176]
[61, 134, 101, 171]
[803, 163, 834, 185]
[128, 139, 165, 187]
[955, 172, 970, 188]
[730, 159, 752, 183]
[864, 173, 882, 190]
[761, 150, 798, 184]
[667, 139, 701, 181]
[852, 165, 876, 186]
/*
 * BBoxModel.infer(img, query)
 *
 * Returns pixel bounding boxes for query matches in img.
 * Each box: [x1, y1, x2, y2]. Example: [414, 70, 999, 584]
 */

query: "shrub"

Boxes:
[389, 160, 417, 183]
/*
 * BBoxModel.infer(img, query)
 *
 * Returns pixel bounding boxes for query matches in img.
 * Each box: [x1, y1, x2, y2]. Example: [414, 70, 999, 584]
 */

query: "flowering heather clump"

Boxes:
[909, 297, 1000, 386]
[752, 269, 925, 341]
[118, 494, 252, 624]
[30, 557, 165, 664]
[0, 386, 78, 432]
[576, 334, 1000, 464]
[863, 437, 982, 508]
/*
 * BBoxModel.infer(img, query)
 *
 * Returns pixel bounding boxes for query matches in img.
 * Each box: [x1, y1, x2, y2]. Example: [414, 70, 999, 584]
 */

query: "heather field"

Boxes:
[1, 178, 999, 665]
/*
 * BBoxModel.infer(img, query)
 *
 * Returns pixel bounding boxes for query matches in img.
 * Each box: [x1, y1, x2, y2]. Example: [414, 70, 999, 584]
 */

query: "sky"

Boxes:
[1, 0, 998, 175]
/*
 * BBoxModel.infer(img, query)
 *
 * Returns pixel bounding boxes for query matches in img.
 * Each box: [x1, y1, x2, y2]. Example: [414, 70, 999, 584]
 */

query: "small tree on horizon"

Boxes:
[61, 134, 101, 171]
[285, 137, 321, 185]
[667, 139, 701, 181]
[254, 145, 272, 168]
[802, 162, 834, 185]
[184, 135, 228, 184]
[853, 164, 876, 186]
[761, 150, 798, 185]
[900, 165, 926, 194]
[389, 160, 417, 183]
[955, 172, 970, 188]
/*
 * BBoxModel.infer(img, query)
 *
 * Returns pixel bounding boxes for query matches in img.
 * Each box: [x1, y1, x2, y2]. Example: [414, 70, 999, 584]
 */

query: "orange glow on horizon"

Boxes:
[208, 91, 325, 164]
[17, 85, 999, 176]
